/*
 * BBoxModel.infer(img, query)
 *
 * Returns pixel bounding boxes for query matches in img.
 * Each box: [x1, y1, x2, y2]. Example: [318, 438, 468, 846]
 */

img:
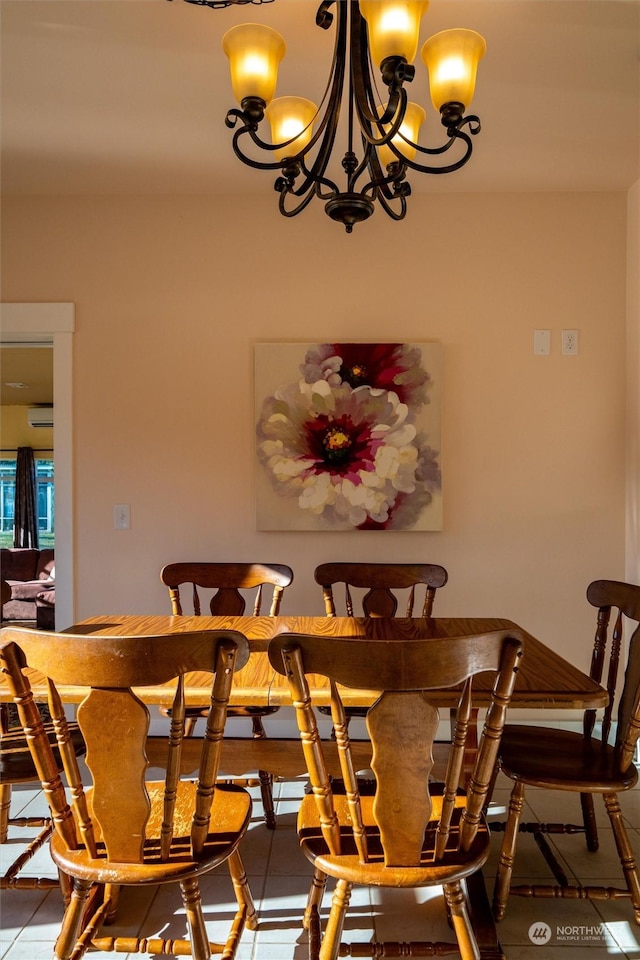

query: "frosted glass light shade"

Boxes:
[421, 28, 486, 112]
[222, 23, 286, 105]
[266, 97, 318, 161]
[378, 101, 426, 167]
[360, 1, 429, 67]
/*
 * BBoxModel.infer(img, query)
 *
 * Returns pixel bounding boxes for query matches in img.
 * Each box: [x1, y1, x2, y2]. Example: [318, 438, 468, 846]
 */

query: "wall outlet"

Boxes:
[114, 504, 130, 529]
[562, 329, 579, 355]
[533, 329, 551, 355]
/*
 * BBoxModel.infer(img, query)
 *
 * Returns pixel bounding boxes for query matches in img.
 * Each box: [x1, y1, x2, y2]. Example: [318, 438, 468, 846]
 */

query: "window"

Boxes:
[0, 458, 55, 548]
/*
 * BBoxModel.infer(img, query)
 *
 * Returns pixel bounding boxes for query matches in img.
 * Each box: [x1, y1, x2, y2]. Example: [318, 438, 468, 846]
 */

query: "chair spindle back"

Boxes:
[161, 562, 293, 618]
[0, 626, 249, 865]
[269, 630, 523, 867]
[586, 580, 640, 770]
[314, 562, 448, 618]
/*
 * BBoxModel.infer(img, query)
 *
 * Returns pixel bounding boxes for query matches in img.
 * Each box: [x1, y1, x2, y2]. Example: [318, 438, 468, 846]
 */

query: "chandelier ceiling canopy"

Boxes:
[175, 0, 487, 232]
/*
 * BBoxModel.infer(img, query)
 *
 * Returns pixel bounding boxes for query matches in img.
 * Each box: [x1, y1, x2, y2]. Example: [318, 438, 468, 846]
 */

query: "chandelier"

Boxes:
[222, 1, 486, 232]
[170, 0, 273, 9]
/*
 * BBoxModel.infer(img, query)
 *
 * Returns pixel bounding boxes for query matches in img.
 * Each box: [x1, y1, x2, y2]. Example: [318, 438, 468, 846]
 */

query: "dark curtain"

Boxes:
[13, 446, 39, 548]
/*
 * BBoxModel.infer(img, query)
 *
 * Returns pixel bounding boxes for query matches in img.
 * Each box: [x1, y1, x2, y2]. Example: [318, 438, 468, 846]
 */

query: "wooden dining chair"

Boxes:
[1, 701, 84, 899]
[268, 627, 524, 960]
[1, 573, 85, 899]
[492, 579, 640, 924]
[314, 562, 448, 730]
[0, 624, 258, 960]
[159, 561, 294, 830]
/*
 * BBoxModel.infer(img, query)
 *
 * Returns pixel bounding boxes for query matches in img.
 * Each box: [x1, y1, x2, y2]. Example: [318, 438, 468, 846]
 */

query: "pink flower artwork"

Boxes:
[255, 342, 443, 531]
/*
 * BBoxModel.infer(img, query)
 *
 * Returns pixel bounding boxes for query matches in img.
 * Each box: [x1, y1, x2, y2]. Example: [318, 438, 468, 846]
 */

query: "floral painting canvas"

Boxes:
[255, 342, 443, 531]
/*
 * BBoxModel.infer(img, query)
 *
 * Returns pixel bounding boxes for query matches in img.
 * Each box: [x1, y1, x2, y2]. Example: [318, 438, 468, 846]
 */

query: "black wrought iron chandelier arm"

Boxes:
[266, 0, 349, 206]
[356, 85, 408, 148]
[275, 182, 319, 218]
[276, 156, 340, 198]
[225, 109, 293, 171]
[365, 152, 409, 197]
[375, 188, 408, 221]
[350, 4, 409, 148]
[397, 114, 480, 174]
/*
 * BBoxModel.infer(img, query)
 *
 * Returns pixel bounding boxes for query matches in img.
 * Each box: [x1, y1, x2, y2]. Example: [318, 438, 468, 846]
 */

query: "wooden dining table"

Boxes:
[52, 611, 606, 706]
[1, 612, 607, 960]
[5, 611, 606, 779]
[2, 612, 607, 768]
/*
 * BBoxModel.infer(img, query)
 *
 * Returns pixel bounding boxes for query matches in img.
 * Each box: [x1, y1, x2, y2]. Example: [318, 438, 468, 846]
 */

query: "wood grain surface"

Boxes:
[1, 614, 607, 711]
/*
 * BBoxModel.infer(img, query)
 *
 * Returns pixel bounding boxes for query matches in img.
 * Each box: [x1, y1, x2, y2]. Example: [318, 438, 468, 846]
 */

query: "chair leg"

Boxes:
[304, 866, 328, 929]
[307, 904, 322, 960]
[319, 878, 351, 960]
[58, 869, 73, 908]
[0, 783, 10, 842]
[228, 848, 258, 931]
[180, 876, 213, 960]
[54, 877, 94, 960]
[492, 779, 525, 921]
[103, 882, 121, 924]
[249, 715, 276, 830]
[605, 792, 640, 924]
[1, 786, 70, 899]
[580, 792, 599, 852]
[184, 715, 198, 738]
[258, 770, 276, 830]
[250, 716, 267, 739]
[443, 880, 480, 960]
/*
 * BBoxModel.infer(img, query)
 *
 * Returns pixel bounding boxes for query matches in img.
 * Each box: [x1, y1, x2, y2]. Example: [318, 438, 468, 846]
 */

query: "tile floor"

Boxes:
[2, 768, 640, 959]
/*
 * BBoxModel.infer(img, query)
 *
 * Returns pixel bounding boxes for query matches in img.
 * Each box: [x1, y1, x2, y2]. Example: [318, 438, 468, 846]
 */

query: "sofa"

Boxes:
[0, 548, 55, 629]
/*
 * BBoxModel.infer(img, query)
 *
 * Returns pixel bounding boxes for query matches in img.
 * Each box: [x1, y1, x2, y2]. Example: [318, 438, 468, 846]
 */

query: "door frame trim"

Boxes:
[1, 302, 75, 628]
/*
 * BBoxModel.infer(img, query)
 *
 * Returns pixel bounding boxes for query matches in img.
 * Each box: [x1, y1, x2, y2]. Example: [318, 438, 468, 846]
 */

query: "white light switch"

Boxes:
[533, 329, 551, 356]
[114, 504, 130, 529]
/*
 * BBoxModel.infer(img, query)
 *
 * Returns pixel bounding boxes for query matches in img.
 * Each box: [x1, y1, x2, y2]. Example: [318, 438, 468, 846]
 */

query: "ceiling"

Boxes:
[0, 348, 53, 407]
[1, 0, 639, 199]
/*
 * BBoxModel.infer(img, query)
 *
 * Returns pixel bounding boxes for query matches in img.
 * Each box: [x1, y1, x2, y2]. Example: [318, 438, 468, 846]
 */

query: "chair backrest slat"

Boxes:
[315, 563, 448, 619]
[602, 610, 624, 745]
[270, 629, 523, 868]
[192, 639, 241, 855]
[436, 678, 472, 859]
[161, 674, 185, 860]
[79, 686, 151, 863]
[368, 691, 438, 866]
[0, 625, 249, 866]
[461, 638, 526, 851]
[585, 602, 611, 740]
[329, 678, 368, 862]
[2, 640, 79, 853]
[46, 677, 97, 857]
[160, 562, 293, 618]
[282, 645, 342, 856]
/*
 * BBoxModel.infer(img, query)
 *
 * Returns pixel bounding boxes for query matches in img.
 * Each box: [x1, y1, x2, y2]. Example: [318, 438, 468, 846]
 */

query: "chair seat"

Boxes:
[51, 781, 252, 885]
[499, 724, 638, 792]
[1, 722, 85, 784]
[297, 793, 491, 887]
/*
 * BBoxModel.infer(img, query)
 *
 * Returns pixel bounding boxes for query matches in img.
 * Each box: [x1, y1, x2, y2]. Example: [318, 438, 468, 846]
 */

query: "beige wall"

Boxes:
[627, 179, 640, 587]
[0, 191, 628, 682]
